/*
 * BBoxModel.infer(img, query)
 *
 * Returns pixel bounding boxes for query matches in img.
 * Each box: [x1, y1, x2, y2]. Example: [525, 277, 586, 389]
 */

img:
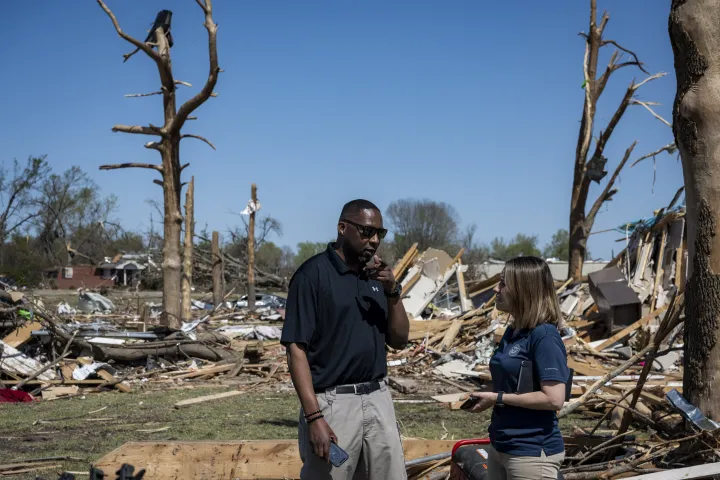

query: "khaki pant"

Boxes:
[487, 444, 564, 480]
[298, 380, 407, 480]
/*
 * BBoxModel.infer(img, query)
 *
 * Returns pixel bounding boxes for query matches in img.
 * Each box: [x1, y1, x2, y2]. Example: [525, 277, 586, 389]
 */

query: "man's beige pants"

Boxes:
[486, 444, 564, 480]
[298, 380, 407, 480]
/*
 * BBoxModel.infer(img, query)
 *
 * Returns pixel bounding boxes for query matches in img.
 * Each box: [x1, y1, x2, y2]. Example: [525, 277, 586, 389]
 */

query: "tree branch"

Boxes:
[630, 143, 677, 167]
[96, 0, 162, 64]
[99, 163, 163, 172]
[586, 83, 635, 166]
[631, 99, 672, 127]
[112, 125, 164, 136]
[633, 72, 666, 90]
[172, 0, 220, 131]
[600, 39, 649, 74]
[181, 134, 216, 150]
[144, 142, 162, 151]
[124, 91, 163, 98]
[586, 141, 637, 226]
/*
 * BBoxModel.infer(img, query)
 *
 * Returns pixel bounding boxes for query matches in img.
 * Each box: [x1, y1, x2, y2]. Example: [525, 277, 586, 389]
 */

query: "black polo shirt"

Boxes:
[280, 244, 389, 391]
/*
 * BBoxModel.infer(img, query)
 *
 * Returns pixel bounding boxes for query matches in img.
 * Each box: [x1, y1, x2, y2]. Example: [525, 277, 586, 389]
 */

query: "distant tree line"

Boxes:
[0, 158, 585, 288]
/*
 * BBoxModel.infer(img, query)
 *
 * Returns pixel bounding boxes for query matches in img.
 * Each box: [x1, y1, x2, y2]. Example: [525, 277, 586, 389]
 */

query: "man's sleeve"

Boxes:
[280, 272, 318, 347]
[533, 330, 570, 384]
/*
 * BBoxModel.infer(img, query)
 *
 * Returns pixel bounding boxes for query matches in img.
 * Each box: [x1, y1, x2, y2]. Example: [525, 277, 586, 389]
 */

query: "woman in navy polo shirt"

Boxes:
[467, 256, 569, 479]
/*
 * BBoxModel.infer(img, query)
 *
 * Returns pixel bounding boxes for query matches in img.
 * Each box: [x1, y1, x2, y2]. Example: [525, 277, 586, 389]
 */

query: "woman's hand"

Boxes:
[467, 392, 497, 413]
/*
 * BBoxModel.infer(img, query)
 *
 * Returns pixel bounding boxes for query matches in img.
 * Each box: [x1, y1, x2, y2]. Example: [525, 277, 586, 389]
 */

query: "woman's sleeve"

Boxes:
[533, 330, 570, 383]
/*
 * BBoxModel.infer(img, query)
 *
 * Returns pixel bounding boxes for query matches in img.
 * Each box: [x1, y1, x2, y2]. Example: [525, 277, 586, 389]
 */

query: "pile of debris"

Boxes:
[382, 204, 715, 478]
[0, 285, 289, 403]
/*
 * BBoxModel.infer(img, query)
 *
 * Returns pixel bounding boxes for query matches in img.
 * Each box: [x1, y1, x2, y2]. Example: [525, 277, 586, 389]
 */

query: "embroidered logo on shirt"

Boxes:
[509, 345, 521, 357]
[372, 286, 379, 292]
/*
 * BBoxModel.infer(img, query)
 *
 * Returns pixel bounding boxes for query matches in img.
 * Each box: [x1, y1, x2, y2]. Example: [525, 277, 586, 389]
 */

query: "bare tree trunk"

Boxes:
[212, 231, 223, 308]
[247, 184, 257, 310]
[567, 0, 672, 280]
[181, 176, 195, 321]
[96, 0, 220, 328]
[670, 0, 720, 417]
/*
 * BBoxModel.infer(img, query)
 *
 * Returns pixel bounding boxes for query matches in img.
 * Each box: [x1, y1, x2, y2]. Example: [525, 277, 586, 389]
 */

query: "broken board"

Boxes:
[93, 439, 457, 479]
[2, 321, 42, 348]
[0, 340, 56, 381]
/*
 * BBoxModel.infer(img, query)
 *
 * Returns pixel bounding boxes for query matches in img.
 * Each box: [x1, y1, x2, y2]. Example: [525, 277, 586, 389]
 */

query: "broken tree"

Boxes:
[568, 0, 675, 280]
[181, 177, 195, 321]
[96, 1, 220, 328]
[247, 184, 258, 310]
[670, 0, 720, 418]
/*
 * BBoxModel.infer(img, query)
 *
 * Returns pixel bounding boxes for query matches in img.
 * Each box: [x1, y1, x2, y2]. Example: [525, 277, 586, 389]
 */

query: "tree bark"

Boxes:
[247, 184, 257, 310]
[670, 0, 720, 418]
[161, 138, 183, 329]
[181, 176, 195, 321]
[212, 231, 223, 307]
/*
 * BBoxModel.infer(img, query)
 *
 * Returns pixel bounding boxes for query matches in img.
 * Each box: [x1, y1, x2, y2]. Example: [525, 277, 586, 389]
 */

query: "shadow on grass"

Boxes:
[257, 418, 299, 428]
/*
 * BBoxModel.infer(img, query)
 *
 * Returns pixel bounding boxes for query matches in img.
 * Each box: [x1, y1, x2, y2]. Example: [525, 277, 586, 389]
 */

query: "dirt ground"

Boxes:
[0, 386, 594, 479]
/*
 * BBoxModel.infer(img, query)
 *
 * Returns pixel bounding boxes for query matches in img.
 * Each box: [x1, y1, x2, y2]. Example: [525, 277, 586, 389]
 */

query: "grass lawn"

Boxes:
[0, 387, 595, 479]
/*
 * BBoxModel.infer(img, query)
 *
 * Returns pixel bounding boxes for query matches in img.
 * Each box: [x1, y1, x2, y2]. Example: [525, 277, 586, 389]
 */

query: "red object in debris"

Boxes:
[450, 438, 491, 480]
[0, 389, 35, 403]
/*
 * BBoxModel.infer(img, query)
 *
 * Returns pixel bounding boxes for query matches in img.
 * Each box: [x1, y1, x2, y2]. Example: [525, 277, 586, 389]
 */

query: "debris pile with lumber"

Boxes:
[385, 205, 717, 479]
[0, 285, 288, 401]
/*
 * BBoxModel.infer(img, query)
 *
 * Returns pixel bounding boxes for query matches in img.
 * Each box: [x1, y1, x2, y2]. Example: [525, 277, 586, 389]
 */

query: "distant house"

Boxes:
[98, 256, 146, 287]
[44, 265, 108, 290]
[44, 254, 148, 289]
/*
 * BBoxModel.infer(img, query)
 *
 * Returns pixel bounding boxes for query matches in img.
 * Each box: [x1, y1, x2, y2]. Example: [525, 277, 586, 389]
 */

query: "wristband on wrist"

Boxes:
[304, 410, 322, 419]
[307, 414, 324, 424]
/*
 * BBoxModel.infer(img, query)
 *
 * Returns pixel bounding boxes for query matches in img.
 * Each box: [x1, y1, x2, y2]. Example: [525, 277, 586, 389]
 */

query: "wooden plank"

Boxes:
[596, 305, 668, 351]
[174, 390, 244, 408]
[95, 369, 132, 393]
[622, 462, 720, 480]
[42, 386, 80, 401]
[173, 364, 234, 379]
[93, 440, 457, 480]
[2, 321, 42, 348]
[0, 340, 56, 380]
[439, 319, 463, 351]
[392, 243, 419, 279]
[566, 357, 609, 377]
[408, 320, 449, 342]
[456, 260, 472, 313]
[650, 228, 668, 310]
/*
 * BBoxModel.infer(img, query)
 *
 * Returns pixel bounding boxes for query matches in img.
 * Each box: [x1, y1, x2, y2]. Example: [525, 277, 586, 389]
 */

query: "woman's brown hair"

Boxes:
[502, 256, 563, 330]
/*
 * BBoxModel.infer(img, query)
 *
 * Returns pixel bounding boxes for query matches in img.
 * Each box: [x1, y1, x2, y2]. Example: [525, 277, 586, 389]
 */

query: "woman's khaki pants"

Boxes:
[486, 444, 564, 480]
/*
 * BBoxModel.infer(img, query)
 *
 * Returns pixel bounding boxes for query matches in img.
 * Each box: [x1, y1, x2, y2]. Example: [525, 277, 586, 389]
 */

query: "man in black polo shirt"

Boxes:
[281, 199, 410, 480]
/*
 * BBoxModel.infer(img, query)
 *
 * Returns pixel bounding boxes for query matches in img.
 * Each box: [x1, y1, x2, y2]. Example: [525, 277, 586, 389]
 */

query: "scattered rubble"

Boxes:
[1, 202, 715, 479]
[0, 287, 289, 401]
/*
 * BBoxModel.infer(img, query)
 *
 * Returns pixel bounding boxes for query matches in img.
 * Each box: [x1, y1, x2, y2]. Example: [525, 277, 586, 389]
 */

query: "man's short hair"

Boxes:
[340, 199, 380, 219]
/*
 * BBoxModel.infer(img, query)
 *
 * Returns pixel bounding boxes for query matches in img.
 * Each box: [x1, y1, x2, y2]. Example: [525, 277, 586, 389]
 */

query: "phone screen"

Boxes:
[329, 442, 349, 467]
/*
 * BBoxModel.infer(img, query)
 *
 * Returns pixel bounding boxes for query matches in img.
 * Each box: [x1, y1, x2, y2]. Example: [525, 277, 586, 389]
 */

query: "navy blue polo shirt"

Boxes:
[488, 323, 569, 456]
[280, 243, 389, 391]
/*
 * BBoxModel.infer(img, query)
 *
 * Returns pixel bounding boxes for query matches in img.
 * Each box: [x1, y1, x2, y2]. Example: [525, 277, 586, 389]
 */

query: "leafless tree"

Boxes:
[670, 0, 720, 418]
[0, 156, 49, 262]
[96, 1, 220, 327]
[568, 0, 675, 280]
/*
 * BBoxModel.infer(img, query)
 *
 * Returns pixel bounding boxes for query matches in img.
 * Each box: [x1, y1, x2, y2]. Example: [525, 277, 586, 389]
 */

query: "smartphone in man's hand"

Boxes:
[329, 441, 349, 467]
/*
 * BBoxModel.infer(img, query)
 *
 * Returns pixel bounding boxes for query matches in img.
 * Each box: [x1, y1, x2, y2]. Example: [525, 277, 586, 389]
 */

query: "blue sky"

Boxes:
[0, 1, 682, 260]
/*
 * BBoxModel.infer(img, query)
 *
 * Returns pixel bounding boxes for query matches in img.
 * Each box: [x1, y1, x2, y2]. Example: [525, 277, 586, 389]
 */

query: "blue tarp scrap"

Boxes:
[613, 206, 685, 235]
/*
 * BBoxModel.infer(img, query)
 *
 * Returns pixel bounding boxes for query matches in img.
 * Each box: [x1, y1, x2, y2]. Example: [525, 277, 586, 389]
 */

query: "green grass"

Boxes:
[0, 388, 594, 479]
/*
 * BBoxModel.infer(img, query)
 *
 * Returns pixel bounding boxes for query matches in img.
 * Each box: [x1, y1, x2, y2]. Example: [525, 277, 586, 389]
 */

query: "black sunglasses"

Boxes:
[341, 219, 387, 240]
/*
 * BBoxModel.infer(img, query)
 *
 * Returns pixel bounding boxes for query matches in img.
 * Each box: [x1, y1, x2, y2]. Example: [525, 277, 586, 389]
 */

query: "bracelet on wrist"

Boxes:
[304, 410, 322, 419]
[306, 414, 324, 424]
